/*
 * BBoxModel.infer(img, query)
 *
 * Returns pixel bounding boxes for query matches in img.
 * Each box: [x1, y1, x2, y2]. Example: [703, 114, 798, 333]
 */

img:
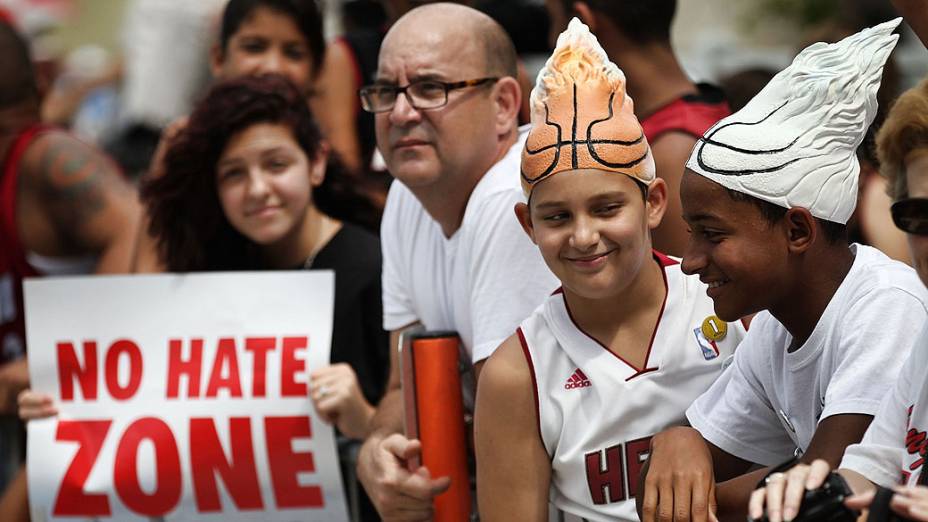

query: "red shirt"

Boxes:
[0, 124, 48, 362]
[641, 84, 731, 142]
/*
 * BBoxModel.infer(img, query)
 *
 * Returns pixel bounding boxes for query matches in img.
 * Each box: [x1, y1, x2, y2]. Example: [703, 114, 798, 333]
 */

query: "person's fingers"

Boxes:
[641, 473, 660, 522]
[845, 490, 876, 510]
[896, 485, 928, 501]
[20, 404, 58, 420]
[413, 466, 452, 494]
[890, 492, 918, 520]
[765, 472, 787, 522]
[748, 488, 767, 521]
[394, 436, 423, 462]
[657, 476, 674, 522]
[397, 466, 450, 501]
[805, 460, 830, 490]
[783, 466, 811, 521]
[689, 472, 710, 522]
[708, 480, 719, 522]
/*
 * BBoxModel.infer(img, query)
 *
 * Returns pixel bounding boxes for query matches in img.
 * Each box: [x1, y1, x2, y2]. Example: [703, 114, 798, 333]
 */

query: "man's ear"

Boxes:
[645, 178, 668, 230]
[573, 2, 597, 32]
[514, 202, 537, 244]
[493, 77, 521, 136]
[784, 207, 816, 253]
[209, 43, 225, 78]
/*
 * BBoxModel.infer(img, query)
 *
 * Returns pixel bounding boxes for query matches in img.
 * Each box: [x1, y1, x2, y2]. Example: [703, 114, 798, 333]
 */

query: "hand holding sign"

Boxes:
[309, 363, 374, 440]
[17, 389, 56, 420]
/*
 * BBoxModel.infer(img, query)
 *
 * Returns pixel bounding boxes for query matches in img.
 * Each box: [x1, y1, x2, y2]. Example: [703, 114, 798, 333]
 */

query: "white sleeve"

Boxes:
[822, 289, 927, 420]
[381, 184, 418, 331]
[840, 324, 927, 487]
[686, 325, 797, 466]
[466, 190, 558, 363]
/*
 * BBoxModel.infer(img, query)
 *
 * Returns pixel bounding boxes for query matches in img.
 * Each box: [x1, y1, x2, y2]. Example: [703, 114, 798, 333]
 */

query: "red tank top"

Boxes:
[641, 84, 731, 142]
[0, 124, 48, 362]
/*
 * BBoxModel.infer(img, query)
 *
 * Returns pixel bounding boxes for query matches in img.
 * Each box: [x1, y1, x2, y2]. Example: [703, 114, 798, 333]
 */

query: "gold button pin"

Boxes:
[701, 315, 727, 341]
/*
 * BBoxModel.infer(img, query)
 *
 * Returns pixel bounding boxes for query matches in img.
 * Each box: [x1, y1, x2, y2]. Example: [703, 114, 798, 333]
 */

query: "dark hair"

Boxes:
[565, 0, 676, 45]
[725, 188, 847, 244]
[0, 20, 37, 108]
[142, 74, 376, 271]
[219, 0, 326, 74]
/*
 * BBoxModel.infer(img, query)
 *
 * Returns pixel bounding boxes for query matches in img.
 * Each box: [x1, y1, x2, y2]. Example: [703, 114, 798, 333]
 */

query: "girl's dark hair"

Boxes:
[142, 74, 377, 271]
[219, 0, 326, 75]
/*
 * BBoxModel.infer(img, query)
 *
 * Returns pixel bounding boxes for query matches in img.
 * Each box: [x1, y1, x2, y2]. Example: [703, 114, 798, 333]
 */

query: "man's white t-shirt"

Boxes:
[381, 127, 559, 363]
[841, 323, 928, 487]
[686, 244, 928, 466]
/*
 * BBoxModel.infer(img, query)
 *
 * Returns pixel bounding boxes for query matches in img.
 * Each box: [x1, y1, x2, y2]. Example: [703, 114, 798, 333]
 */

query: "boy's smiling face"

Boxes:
[517, 169, 665, 300]
[680, 169, 791, 321]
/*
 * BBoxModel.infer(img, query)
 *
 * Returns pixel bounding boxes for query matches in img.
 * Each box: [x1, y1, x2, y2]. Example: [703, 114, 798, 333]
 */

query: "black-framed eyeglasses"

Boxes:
[359, 77, 499, 113]
[891, 197, 928, 235]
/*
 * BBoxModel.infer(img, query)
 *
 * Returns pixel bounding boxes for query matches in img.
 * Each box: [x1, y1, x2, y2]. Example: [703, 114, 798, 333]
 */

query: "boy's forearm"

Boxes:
[716, 468, 769, 522]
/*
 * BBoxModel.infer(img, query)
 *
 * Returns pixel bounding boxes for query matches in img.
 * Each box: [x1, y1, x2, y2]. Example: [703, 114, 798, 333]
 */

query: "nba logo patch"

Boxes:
[693, 327, 719, 360]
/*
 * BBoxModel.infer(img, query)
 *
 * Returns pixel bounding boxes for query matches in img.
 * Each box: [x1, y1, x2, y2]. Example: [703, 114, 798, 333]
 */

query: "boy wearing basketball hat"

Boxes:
[474, 19, 745, 522]
[638, 19, 928, 522]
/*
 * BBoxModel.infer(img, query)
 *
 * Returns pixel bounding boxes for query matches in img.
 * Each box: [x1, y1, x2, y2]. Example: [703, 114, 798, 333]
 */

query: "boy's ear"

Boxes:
[514, 202, 537, 244]
[784, 207, 816, 253]
[645, 178, 668, 230]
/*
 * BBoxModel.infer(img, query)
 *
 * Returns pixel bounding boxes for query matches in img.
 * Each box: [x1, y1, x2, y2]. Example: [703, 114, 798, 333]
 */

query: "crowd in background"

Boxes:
[2, 0, 928, 521]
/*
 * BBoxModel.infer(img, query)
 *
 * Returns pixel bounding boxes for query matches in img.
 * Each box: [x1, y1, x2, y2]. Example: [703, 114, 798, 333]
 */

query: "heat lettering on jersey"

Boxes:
[584, 436, 651, 505]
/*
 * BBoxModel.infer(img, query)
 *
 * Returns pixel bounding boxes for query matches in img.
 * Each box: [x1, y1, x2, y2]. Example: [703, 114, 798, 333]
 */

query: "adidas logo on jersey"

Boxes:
[564, 368, 592, 389]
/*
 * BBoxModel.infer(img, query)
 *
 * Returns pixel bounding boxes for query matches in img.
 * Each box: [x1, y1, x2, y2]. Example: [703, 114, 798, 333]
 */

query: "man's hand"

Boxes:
[357, 432, 451, 521]
[641, 426, 718, 522]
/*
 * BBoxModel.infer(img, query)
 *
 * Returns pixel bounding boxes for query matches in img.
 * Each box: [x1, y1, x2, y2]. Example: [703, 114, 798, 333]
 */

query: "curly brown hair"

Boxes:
[877, 76, 928, 201]
[141, 74, 374, 271]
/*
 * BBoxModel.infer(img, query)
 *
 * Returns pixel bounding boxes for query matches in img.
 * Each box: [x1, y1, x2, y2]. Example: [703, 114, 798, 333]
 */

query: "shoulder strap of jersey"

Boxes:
[1, 123, 52, 277]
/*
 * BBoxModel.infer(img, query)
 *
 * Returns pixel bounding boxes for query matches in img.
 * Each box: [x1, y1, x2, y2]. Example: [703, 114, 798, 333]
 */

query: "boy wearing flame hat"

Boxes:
[639, 19, 928, 522]
[474, 19, 745, 522]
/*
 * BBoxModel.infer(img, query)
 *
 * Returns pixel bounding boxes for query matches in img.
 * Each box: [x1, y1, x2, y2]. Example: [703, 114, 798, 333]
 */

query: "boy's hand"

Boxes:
[641, 426, 718, 522]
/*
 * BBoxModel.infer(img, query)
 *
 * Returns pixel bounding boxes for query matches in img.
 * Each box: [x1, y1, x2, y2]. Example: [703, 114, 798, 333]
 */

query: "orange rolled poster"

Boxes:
[400, 331, 471, 521]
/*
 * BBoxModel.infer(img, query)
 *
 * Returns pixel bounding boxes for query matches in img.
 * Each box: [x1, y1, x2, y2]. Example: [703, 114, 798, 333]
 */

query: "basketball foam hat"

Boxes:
[521, 18, 655, 195]
[686, 18, 901, 225]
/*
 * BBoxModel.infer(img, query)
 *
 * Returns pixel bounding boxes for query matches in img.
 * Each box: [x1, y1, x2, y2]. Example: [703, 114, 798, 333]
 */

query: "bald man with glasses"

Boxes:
[355, 3, 558, 521]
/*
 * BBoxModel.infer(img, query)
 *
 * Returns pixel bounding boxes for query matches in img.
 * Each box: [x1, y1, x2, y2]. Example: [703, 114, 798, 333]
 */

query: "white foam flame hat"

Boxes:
[686, 18, 901, 224]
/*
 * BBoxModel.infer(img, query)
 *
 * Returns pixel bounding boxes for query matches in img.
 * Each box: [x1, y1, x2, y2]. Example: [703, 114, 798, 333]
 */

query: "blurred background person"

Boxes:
[0, 16, 141, 518]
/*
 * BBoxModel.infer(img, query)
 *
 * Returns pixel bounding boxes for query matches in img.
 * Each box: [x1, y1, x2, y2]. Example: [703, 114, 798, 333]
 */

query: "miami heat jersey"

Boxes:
[518, 253, 745, 521]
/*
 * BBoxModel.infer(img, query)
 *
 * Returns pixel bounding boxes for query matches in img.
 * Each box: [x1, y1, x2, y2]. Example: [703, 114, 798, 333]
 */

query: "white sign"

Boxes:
[24, 272, 349, 521]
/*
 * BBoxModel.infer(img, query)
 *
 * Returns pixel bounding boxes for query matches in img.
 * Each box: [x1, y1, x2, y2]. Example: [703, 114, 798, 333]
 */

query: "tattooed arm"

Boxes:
[19, 130, 141, 274]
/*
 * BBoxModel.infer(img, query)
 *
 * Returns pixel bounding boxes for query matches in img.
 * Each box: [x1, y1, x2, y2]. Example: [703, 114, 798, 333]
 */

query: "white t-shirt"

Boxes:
[841, 323, 928, 487]
[381, 127, 559, 363]
[521, 254, 745, 522]
[686, 244, 928, 466]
